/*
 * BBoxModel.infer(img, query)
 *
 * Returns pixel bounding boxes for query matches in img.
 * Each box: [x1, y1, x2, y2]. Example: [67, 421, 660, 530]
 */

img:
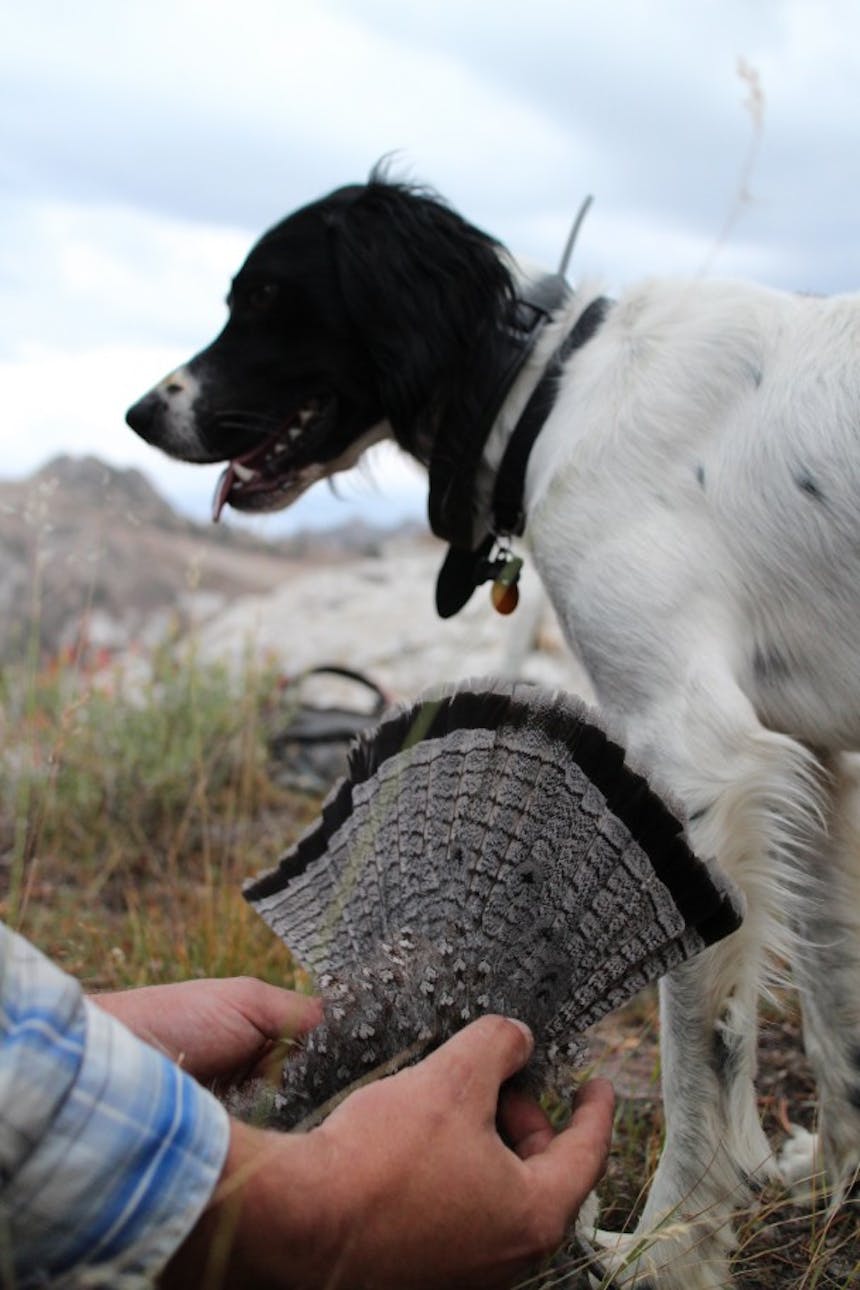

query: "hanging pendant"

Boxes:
[490, 554, 523, 615]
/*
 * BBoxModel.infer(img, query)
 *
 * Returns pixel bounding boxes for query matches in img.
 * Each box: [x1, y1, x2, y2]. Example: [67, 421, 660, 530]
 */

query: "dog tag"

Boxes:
[490, 555, 523, 615]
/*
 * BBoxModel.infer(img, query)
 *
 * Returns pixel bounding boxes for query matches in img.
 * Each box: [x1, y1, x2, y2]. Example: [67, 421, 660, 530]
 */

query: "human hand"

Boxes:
[161, 1014, 614, 1289]
[94, 977, 321, 1086]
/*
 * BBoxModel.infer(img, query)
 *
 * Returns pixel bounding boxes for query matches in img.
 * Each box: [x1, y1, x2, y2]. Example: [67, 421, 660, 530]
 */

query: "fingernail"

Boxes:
[507, 1017, 533, 1045]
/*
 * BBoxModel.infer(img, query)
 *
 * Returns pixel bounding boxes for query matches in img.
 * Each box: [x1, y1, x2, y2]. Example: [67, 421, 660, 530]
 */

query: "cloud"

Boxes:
[1, 1, 575, 229]
[0, 198, 248, 357]
[2, 0, 860, 529]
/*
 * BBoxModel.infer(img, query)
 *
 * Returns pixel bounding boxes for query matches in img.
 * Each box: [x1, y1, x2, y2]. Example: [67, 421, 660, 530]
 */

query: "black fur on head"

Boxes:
[324, 164, 517, 459]
[125, 166, 517, 524]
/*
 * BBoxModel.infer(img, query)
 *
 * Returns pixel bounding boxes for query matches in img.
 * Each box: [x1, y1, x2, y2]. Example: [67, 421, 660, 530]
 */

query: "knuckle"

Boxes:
[439, 1017, 506, 1090]
[433, 1046, 474, 1098]
[229, 974, 261, 996]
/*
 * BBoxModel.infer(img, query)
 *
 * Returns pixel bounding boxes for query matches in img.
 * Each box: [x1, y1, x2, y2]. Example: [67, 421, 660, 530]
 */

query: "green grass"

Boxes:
[1, 641, 317, 989]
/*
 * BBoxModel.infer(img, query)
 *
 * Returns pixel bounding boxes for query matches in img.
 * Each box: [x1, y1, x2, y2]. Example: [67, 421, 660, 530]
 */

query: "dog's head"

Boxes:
[126, 173, 514, 521]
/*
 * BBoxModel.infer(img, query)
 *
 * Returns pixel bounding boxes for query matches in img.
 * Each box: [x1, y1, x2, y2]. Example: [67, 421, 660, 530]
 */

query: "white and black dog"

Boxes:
[127, 172, 860, 1287]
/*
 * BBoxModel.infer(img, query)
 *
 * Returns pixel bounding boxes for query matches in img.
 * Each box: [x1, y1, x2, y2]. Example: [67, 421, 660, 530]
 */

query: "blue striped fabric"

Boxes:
[0, 923, 230, 1287]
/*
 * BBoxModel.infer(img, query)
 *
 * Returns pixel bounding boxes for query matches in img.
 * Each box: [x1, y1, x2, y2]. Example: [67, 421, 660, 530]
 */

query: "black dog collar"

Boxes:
[427, 273, 572, 554]
[492, 296, 610, 537]
[435, 296, 610, 619]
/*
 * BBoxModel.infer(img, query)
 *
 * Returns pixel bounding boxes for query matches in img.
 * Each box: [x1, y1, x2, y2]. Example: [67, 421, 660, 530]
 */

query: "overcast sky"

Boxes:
[2, 0, 859, 535]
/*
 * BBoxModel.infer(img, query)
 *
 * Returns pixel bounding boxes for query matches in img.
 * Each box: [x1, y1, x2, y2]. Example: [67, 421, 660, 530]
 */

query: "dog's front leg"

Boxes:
[594, 929, 772, 1289]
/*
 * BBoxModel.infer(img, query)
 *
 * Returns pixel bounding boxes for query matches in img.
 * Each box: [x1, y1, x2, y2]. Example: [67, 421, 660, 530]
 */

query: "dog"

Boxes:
[127, 171, 860, 1288]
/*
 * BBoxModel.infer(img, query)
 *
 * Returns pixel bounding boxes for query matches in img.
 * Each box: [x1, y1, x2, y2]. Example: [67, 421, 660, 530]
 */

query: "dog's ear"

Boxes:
[326, 181, 514, 451]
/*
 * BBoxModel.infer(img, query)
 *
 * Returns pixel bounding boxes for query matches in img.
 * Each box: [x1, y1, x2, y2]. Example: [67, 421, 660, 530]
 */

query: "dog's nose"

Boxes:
[125, 390, 163, 440]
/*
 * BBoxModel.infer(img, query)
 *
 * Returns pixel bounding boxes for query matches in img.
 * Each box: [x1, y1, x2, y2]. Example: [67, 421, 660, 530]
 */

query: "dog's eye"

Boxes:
[248, 284, 279, 311]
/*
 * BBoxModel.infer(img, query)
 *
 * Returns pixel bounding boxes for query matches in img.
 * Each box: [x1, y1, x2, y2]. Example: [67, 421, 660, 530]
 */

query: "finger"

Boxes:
[570, 1078, 615, 1125]
[525, 1079, 615, 1210]
[231, 980, 323, 1040]
[247, 1039, 295, 1084]
[418, 1015, 534, 1103]
[498, 1086, 556, 1159]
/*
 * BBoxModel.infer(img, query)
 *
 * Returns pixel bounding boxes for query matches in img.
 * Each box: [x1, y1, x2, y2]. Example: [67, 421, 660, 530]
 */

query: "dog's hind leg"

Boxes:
[778, 751, 860, 1207]
[592, 664, 827, 1289]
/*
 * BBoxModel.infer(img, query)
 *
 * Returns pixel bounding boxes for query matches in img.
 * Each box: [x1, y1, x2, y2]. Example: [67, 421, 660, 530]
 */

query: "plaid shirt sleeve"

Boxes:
[0, 922, 231, 1288]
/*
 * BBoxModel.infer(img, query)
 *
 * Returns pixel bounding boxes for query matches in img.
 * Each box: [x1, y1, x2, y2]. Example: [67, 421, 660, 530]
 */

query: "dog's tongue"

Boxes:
[212, 464, 237, 523]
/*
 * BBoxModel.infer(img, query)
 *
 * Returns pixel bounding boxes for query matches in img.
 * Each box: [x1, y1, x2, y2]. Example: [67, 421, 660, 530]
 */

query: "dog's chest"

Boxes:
[520, 280, 860, 750]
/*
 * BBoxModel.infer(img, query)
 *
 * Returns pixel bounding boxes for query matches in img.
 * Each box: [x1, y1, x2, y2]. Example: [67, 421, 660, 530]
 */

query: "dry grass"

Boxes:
[546, 992, 860, 1288]
[1, 643, 317, 989]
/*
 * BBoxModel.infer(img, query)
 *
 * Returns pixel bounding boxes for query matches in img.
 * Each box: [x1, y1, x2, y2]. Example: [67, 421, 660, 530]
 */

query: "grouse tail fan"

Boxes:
[238, 680, 742, 1130]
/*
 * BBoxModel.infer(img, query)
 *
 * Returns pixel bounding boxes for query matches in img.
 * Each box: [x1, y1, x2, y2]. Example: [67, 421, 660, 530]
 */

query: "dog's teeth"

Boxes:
[232, 462, 257, 483]
[298, 407, 314, 426]
[288, 426, 303, 441]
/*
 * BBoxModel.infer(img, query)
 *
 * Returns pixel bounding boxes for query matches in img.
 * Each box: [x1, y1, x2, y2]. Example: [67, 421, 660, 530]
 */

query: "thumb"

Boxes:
[418, 1015, 534, 1105]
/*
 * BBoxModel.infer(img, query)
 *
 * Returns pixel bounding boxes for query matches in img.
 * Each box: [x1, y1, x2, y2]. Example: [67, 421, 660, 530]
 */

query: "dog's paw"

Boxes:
[576, 1188, 600, 1237]
[776, 1122, 860, 1209]
[585, 1220, 733, 1290]
[776, 1124, 825, 1206]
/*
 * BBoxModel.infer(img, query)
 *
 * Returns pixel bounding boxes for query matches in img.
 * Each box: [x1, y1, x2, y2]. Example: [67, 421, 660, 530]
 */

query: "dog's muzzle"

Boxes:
[125, 390, 164, 443]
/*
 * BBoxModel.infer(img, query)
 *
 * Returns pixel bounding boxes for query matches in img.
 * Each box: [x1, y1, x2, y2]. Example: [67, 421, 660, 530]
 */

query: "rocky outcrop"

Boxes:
[0, 456, 303, 662]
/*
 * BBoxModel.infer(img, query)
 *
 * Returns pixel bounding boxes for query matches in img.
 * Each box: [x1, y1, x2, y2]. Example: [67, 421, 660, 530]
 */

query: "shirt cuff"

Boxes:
[5, 995, 231, 1288]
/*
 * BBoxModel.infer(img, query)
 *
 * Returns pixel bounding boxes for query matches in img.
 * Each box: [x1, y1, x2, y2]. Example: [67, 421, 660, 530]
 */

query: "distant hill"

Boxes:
[0, 455, 423, 664]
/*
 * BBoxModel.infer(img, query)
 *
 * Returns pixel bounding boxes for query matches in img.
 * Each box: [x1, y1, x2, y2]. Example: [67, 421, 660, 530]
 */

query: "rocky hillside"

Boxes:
[191, 539, 591, 702]
[0, 456, 412, 665]
[0, 454, 590, 704]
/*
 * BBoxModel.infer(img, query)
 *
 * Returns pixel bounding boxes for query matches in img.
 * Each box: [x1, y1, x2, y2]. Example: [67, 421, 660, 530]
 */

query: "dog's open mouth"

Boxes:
[212, 397, 332, 520]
